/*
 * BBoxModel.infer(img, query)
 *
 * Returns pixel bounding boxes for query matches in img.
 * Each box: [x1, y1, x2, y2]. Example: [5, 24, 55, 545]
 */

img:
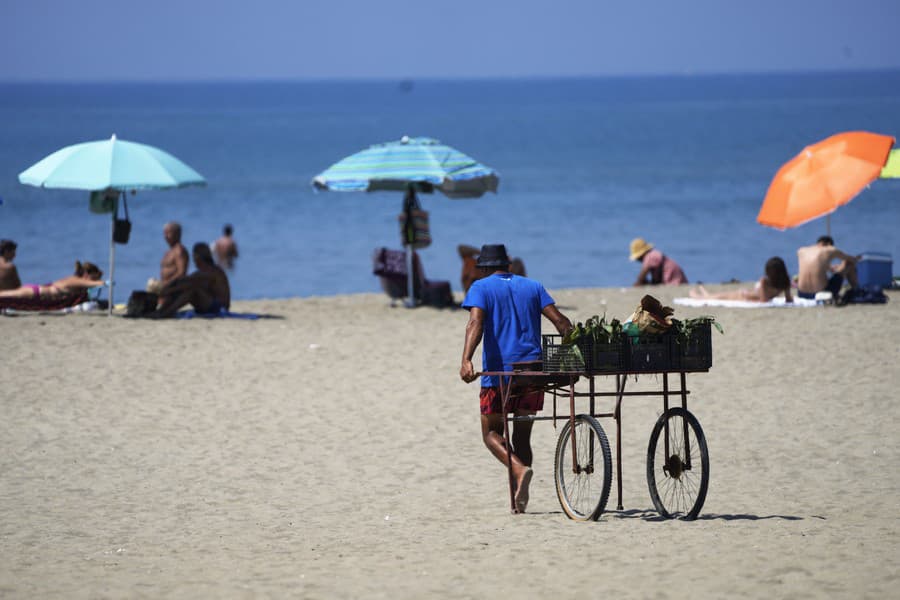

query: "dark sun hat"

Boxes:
[476, 244, 511, 268]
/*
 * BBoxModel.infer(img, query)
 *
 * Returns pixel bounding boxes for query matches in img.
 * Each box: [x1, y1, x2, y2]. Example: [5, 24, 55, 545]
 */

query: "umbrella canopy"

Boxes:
[19, 134, 205, 191]
[312, 136, 498, 199]
[757, 131, 894, 231]
[312, 136, 499, 306]
[880, 148, 900, 178]
[19, 135, 206, 314]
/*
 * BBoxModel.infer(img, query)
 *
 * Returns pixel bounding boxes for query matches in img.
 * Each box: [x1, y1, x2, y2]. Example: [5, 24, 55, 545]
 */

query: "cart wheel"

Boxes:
[646, 407, 709, 520]
[554, 414, 612, 521]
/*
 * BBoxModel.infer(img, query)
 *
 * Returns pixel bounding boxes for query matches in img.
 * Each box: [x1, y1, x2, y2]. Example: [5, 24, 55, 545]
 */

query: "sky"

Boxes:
[2, 0, 900, 81]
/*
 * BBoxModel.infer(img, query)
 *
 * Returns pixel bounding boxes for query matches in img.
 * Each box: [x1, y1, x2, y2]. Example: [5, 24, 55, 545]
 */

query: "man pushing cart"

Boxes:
[461, 246, 715, 520]
[459, 244, 573, 514]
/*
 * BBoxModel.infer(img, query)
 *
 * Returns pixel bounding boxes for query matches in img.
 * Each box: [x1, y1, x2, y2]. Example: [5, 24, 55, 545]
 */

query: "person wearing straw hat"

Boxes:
[459, 244, 573, 514]
[630, 238, 688, 286]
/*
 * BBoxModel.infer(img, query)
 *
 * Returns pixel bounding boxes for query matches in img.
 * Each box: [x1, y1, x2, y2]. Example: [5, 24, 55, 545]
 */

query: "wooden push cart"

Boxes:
[482, 326, 713, 521]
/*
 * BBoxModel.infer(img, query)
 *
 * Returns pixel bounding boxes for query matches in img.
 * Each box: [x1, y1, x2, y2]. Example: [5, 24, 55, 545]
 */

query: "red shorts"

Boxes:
[480, 386, 544, 415]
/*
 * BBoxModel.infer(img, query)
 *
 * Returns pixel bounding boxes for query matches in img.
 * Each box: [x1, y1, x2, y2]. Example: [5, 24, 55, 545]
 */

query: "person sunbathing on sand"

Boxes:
[690, 257, 793, 303]
[0, 261, 104, 300]
[151, 243, 230, 318]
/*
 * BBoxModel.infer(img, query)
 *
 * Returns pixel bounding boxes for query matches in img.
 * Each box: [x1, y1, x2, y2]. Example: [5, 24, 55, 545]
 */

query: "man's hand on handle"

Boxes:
[460, 359, 477, 383]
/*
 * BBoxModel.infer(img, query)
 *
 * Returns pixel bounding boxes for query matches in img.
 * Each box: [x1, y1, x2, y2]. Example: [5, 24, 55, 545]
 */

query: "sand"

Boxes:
[1, 284, 899, 599]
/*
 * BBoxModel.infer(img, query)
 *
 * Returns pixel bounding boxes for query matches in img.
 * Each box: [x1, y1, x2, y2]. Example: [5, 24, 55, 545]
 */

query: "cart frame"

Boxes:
[481, 367, 710, 520]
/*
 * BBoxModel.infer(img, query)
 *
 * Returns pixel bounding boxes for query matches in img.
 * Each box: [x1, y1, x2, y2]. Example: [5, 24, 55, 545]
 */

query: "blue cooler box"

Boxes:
[857, 252, 893, 287]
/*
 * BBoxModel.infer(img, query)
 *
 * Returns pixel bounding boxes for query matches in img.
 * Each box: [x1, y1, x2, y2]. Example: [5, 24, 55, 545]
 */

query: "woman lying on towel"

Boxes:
[690, 257, 793, 303]
[0, 261, 105, 300]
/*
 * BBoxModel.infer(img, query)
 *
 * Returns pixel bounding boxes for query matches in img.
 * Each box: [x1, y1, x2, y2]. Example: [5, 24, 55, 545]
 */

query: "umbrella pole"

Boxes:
[403, 187, 417, 308]
[826, 213, 831, 237]
[405, 246, 415, 308]
[108, 199, 116, 316]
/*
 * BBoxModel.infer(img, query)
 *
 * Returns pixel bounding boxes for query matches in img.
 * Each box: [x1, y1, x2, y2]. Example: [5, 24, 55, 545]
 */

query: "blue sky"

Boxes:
[2, 0, 900, 81]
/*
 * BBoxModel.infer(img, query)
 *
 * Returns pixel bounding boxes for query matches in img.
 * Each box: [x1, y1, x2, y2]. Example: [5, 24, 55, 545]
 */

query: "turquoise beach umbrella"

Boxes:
[19, 134, 205, 190]
[312, 136, 499, 306]
[18, 134, 206, 314]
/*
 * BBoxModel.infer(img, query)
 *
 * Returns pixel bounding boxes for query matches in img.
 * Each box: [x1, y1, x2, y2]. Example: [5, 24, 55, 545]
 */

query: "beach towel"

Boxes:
[1, 299, 100, 315]
[0, 291, 89, 313]
[674, 297, 818, 308]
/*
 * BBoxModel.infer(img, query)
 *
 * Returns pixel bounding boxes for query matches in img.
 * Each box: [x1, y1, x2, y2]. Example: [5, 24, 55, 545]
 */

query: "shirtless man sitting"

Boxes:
[147, 222, 189, 293]
[152, 243, 230, 318]
[796, 236, 859, 299]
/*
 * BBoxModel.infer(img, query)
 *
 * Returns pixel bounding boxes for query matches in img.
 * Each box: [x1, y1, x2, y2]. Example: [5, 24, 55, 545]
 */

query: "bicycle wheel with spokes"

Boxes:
[554, 414, 612, 521]
[646, 407, 709, 520]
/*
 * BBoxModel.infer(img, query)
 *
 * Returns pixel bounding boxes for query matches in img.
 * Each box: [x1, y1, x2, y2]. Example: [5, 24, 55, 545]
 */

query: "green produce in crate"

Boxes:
[562, 314, 624, 345]
[555, 314, 625, 371]
[669, 316, 724, 345]
[555, 343, 585, 371]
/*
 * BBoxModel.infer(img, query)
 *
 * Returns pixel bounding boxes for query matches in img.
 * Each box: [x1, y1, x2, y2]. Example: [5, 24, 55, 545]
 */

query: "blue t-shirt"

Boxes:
[462, 273, 555, 387]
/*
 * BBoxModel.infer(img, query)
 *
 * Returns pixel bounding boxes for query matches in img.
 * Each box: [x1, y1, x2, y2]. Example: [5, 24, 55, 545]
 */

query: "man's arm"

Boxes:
[831, 248, 858, 264]
[633, 263, 651, 286]
[542, 304, 573, 335]
[460, 307, 485, 383]
[174, 248, 189, 279]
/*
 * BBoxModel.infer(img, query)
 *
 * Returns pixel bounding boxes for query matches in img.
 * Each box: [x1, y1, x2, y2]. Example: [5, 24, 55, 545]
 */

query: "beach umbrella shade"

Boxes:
[880, 148, 900, 178]
[18, 134, 206, 314]
[756, 131, 894, 234]
[312, 136, 499, 305]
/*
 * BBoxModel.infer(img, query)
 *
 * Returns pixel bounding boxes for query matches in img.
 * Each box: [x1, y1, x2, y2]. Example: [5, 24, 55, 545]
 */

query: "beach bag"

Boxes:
[112, 194, 131, 244]
[839, 285, 888, 305]
[398, 191, 431, 249]
[126, 291, 157, 317]
[372, 247, 407, 278]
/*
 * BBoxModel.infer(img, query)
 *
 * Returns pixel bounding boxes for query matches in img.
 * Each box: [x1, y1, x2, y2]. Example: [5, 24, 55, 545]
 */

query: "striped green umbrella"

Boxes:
[312, 136, 498, 198]
[312, 136, 499, 306]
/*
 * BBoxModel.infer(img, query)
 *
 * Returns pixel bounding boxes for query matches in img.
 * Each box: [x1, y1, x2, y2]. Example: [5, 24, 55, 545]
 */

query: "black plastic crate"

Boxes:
[625, 334, 671, 372]
[542, 335, 625, 373]
[669, 322, 713, 371]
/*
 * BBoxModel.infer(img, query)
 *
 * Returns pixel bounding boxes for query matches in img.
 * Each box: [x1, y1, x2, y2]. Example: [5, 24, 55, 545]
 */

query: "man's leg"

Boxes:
[511, 414, 535, 467]
[836, 260, 858, 288]
[510, 412, 535, 512]
[481, 413, 532, 512]
[154, 282, 213, 318]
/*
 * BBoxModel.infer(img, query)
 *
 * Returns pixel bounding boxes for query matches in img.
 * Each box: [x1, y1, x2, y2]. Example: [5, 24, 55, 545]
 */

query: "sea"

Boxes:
[1, 71, 899, 302]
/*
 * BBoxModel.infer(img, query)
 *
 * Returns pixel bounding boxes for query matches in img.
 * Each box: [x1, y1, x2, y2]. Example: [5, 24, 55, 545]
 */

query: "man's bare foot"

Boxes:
[515, 467, 533, 514]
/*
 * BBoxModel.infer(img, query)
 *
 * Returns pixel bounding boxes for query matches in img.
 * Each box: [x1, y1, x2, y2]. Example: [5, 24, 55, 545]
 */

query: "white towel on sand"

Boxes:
[674, 296, 818, 308]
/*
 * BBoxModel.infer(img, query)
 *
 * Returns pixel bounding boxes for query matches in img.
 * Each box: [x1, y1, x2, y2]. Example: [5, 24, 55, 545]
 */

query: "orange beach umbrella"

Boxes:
[756, 131, 894, 233]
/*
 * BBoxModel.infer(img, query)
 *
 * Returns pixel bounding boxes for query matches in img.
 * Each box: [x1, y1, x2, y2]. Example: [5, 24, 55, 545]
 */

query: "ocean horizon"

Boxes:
[2, 71, 899, 302]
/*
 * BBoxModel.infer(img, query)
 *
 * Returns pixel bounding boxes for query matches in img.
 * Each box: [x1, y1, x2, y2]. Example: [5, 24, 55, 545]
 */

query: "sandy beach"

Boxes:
[2, 284, 899, 599]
